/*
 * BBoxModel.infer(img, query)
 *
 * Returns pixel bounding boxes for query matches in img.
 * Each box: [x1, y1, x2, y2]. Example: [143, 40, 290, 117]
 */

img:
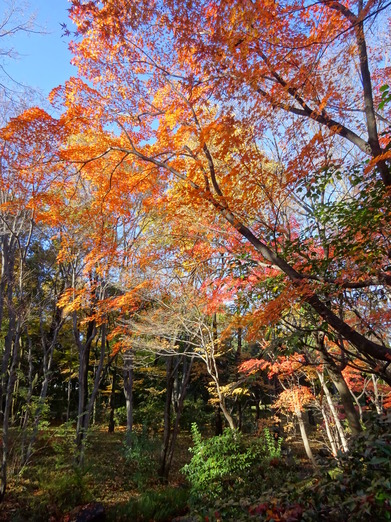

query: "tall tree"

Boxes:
[57, 0, 391, 381]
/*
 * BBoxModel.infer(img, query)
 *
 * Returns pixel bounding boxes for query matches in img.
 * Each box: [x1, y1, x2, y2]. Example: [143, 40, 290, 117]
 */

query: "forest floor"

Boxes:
[2, 416, 389, 521]
[1, 425, 194, 521]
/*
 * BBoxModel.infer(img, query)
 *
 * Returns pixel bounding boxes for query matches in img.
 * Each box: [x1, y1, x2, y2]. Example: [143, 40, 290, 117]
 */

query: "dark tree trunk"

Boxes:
[108, 365, 117, 433]
[215, 408, 223, 436]
[158, 358, 174, 480]
[77, 324, 107, 465]
[123, 351, 134, 445]
[162, 355, 193, 481]
[75, 318, 96, 457]
[0, 323, 21, 502]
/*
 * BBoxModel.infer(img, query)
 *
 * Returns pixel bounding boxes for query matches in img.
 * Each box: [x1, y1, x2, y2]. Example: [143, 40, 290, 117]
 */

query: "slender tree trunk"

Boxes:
[92, 397, 97, 426]
[296, 408, 317, 467]
[75, 317, 96, 458]
[162, 355, 194, 481]
[77, 324, 107, 466]
[66, 380, 72, 423]
[123, 352, 134, 445]
[11, 365, 20, 425]
[21, 334, 33, 431]
[237, 327, 243, 431]
[219, 398, 236, 430]
[371, 375, 384, 415]
[108, 366, 117, 433]
[0, 325, 20, 501]
[317, 335, 362, 436]
[209, 314, 236, 430]
[23, 319, 62, 468]
[318, 371, 349, 452]
[0, 254, 16, 423]
[351, 389, 363, 423]
[20, 334, 33, 464]
[320, 404, 338, 457]
[159, 358, 174, 480]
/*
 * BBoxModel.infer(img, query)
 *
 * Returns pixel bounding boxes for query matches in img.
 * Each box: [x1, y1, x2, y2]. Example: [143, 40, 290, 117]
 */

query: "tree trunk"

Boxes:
[123, 351, 134, 444]
[22, 316, 62, 469]
[317, 335, 362, 436]
[371, 375, 384, 415]
[77, 324, 107, 466]
[0, 254, 16, 424]
[158, 358, 174, 480]
[320, 404, 338, 457]
[75, 317, 96, 460]
[161, 354, 194, 481]
[330, 369, 362, 437]
[219, 398, 236, 430]
[66, 379, 72, 423]
[108, 366, 117, 433]
[0, 325, 20, 502]
[318, 371, 349, 452]
[215, 407, 223, 435]
[296, 408, 317, 467]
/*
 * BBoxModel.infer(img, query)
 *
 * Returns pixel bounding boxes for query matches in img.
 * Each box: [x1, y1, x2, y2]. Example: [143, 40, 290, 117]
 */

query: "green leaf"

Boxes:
[370, 457, 389, 465]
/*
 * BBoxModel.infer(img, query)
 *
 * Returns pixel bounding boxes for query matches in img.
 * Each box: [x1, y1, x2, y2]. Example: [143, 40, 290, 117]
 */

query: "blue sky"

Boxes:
[4, 0, 76, 97]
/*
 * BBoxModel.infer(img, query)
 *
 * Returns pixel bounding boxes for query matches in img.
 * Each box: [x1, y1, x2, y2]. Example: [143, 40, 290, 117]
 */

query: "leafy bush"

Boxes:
[31, 465, 92, 519]
[123, 426, 160, 488]
[133, 393, 165, 430]
[182, 423, 266, 510]
[247, 413, 391, 521]
[51, 421, 78, 468]
[262, 427, 283, 459]
[113, 405, 127, 427]
[109, 487, 189, 521]
[179, 397, 214, 430]
[308, 412, 391, 521]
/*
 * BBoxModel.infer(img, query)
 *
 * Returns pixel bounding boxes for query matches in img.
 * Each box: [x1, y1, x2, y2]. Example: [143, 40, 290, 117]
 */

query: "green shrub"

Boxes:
[309, 412, 391, 521]
[262, 427, 283, 459]
[33, 465, 92, 518]
[179, 397, 214, 430]
[109, 487, 189, 521]
[248, 412, 391, 521]
[182, 424, 265, 508]
[51, 421, 78, 468]
[113, 405, 127, 427]
[123, 426, 160, 488]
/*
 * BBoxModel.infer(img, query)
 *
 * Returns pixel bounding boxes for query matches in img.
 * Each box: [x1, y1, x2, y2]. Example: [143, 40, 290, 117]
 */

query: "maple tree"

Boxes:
[56, 0, 391, 386]
[240, 353, 318, 465]
[127, 281, 238, 430]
